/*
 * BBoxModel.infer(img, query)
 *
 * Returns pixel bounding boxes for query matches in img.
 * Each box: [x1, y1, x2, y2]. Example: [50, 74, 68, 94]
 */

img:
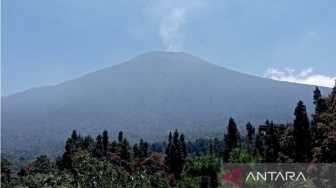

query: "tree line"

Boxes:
[1, 84, 336, 187]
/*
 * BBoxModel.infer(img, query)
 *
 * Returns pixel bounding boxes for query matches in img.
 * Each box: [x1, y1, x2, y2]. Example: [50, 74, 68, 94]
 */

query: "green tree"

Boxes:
[277, 126, 296, 163]
[1, 158, 11, 184]
[246, 121, 255, 152]
[118, 131, 123, 143]
[246, 121, 255, 142]
[223, 117, 241, 162]
[180, 139, 220, 188]
[230, 147, 262, 163]
[103, 130, 109, 157]
[294, 100, 312, 162]
[265, 121, 279, 163]
[139, 138, 151, 160]
[33, 155, 54, 174]
[165, 129, 187, 182]
[93, 134, 103, 159]
[71, 130, 78, 141]
[180, 134, 187, 161]
[83, 135, 94, 151]
[317, 82, 336, 162]
[61, 138, 73, 170]
[120, 138, 131, 161]
[133, 144, 139, 159]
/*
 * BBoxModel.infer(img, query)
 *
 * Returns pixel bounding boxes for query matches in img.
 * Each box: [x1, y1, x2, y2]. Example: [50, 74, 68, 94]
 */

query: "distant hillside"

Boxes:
[1, 51, 331, 155]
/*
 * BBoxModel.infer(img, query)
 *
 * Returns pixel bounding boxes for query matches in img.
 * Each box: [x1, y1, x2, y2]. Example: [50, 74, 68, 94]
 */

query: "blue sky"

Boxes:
[2, 0, 336, 96]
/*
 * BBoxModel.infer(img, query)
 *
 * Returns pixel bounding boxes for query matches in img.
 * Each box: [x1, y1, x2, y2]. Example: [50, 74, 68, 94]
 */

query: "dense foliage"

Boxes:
[2, 83, 336, 187]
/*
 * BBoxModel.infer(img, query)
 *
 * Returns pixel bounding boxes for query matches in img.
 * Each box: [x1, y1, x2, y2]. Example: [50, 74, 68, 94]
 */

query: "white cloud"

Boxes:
[265, 68, 336, 88]
[152, 0, 208, 52]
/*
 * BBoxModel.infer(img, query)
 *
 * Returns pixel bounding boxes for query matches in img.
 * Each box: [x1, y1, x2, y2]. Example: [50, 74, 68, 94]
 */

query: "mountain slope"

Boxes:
[1, 51, 331, 154]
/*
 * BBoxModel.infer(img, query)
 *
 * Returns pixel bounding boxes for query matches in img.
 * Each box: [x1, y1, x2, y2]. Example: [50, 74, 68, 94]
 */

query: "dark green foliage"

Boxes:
[71, 130, 78, 141]
[61, 138, 73, 170]
[245, 121, 255, 153]
[312, 83, 336, 163]
[3, 84, 336, 187]
[313, 86, 328, 115]
[93, 134, 103, 159]
[264, 121, 280, 163]
[32, 155, 54, 174]
[246, 121, 255, 144]
[103, 130, 109, 156]
[180, 134, 187, 160]
[139, 138, 151, 160]
[253, 121, 285, 163]
[277, 125, 296, 163]
[18, 155, 55, 176]
[3, 130, 171, 187]
[293, 101, 312, 162]
[213, 138, 224, 157]
[187, 139, 208, 156]
[223, 117, 241, 162]
[133, 144, 139, 159]
[180, 139, 221, 188]
[165, 129, 187, 182]
[83, 135, 94, 151]
[118, 131, 123, 143]
[1, 158, 11, 184]
[150, 141, 167, 153]
[120, 138, 131, 161]
[110, 140, 119, 153]
[230, 146, 262, 163]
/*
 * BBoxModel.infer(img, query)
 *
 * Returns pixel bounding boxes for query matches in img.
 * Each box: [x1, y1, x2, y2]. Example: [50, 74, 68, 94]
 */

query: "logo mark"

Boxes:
[223, 167, 243, 187]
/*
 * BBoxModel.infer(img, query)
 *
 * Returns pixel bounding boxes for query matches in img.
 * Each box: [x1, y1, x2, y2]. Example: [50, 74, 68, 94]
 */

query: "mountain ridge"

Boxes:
[3, 51, 329, 98]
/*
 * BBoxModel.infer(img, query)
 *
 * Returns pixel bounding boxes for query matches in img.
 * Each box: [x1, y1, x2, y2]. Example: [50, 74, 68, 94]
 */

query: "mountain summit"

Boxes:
[1, 52, 330, 154]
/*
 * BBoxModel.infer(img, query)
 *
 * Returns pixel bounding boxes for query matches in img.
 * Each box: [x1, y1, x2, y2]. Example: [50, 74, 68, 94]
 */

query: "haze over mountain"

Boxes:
[1, 52, 331, 155]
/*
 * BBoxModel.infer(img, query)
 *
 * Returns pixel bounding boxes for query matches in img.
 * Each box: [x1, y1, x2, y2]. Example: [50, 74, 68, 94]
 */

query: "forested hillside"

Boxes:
[2, 52, 331, 159]
[2, 84, 335, 187]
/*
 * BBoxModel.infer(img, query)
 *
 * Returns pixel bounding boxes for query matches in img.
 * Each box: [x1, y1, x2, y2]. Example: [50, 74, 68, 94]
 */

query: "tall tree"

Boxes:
[118, 131, 123, 143]
[133, 144, 139, 159]
[277, 125, 296, 163]
[93, 135, 103, 159]
[313, 86, 328, 116]
[83, 135, 94, 152]
[120, 138, 131, 161]
[223, 117, 241, 162]
[61, 138, 73, 170]
[103, 130, 109, 157]
[314, 82, 336, 162]
[139, 138, 151, 160]
[293, 101, 312, 163]
[71, 130, 78, 141]
[246, 121, 255, 151]
[165, 129, 187, 181]
[246, 121, 255, 141]
[264, 121, 279, 163]
[180, 134, 187, 160]
[312, 87, 323, 148]
[109, 140, 119, 153]
[205, 139, 220, 187]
